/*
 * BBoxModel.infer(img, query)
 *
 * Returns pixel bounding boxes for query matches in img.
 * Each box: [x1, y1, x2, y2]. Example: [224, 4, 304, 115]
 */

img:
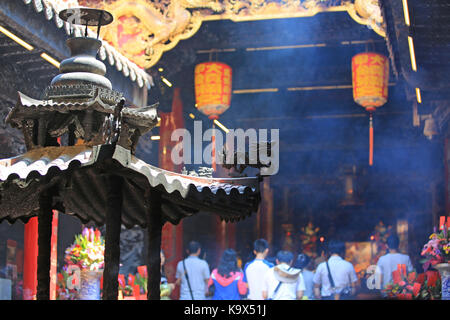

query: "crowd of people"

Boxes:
[160, 234, 413, 300]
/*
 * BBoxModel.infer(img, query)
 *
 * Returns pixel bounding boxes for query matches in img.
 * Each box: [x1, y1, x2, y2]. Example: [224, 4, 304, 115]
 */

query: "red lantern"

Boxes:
[352, 52, 389, 166]
[194, 62, 232, 120]
[194, 62, 232, 172]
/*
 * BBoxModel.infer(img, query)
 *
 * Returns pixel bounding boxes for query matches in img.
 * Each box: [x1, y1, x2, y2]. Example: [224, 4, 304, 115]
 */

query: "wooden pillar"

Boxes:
[36, 192, 53, 300]
[146, 189, 162, 300]
[159, 88, 184, 296]
[102, 175, 123, 300]
[261, 178, 274, 246]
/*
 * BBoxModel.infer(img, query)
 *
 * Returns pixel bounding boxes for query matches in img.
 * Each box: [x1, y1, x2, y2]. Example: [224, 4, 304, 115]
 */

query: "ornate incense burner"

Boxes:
[6, 8, 158, 153]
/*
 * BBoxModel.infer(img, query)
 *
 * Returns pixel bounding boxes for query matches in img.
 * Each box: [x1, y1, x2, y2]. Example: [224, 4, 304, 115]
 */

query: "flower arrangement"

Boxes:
[64, 227, 105, 271]
[421, 217, 450, 271]
[118, 274, 134, 297]
[134, 265, 148, 295]
[117, 267, 147, 299]
[56, 266, 78, 300]
[415, 271, 442, 300]
[117, 265, 173, 300]
[382, 264, 441, 300]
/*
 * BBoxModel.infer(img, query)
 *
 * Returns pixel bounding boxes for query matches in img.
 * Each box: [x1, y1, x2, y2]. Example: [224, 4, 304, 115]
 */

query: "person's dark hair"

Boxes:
[276, 250, 294, 264]
[386, 234, 400, 250]
[293, 253, 311, 269]
[217, 249, 239, 278]
[266, 255, 276, 265]
[253, 239, 269, 253]
[327, 240, 346, 256]
[187, 241, 201, 255]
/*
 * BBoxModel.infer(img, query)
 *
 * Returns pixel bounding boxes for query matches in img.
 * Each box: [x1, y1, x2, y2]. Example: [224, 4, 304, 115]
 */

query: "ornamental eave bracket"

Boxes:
[75, 0, 386, 69]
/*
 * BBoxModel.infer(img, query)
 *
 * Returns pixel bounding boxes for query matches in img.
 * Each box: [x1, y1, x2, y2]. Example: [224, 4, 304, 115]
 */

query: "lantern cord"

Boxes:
[369, 113, 374, 166]
[212, 122, 216, 172]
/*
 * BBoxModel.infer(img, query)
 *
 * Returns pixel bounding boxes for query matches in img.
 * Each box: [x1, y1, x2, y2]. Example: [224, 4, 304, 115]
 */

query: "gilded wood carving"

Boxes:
[71, 0, 385, 69]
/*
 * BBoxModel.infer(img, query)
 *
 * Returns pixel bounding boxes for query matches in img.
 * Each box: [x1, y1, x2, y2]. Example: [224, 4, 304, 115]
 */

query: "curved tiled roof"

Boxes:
[0, 145, 95, 181]
[7, 91, 158, 126]
[0, 144, 260, 227]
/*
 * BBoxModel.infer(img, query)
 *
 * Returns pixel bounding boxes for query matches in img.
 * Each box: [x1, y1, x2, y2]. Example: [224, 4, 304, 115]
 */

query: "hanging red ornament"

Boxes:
[194, 62, 232, 171]
[352, 52, 389, 166]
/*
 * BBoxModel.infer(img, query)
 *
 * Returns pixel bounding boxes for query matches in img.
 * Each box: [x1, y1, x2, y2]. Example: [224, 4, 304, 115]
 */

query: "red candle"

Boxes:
[440, 216, 446, 230]
[402, 264, 407, 276]
[137, 265, 147, 278]
[392, 270, 401, 284]
[133, 285, 141, 299]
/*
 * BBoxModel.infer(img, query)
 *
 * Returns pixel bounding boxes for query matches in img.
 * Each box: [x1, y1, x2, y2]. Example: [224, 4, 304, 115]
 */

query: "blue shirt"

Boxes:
[209, 269, 247, 300]
[301, 269, 315, 299]
[176, 256, 210, 300]
[377, 253, 413, 290]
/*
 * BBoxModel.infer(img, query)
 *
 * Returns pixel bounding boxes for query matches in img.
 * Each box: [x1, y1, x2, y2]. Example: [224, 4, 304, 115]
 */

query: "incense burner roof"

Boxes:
[0, 144, 260, 227]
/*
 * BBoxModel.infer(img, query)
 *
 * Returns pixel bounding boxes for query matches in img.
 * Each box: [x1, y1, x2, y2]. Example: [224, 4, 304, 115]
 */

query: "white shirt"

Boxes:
[377, 252, 413, 289]
[313, 255, 358, 298]
[262, 264, 306, 300]
[244, 259, 273, 300]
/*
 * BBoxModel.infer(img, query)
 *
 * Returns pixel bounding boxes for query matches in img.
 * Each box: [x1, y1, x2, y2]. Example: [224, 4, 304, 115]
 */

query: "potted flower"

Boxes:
[118, 274, 134, 299]
[382, 264, 441, 300]
[134, 267, 148, 300]
[421, 217, 450, 300]
[56, 267, 78, 300]
[382, 264, 421, 300]
[64, 227, 105, 300]
[415, 271, 441, 300]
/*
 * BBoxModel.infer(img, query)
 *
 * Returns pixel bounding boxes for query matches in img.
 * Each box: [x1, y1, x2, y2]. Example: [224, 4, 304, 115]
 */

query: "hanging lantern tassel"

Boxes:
[212, 121, 216, 172]
[351, 52, 389, 167]
[369, 112, 374, 166]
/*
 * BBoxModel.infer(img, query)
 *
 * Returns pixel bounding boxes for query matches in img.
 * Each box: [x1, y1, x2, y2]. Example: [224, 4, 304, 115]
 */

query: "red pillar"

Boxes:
[23, 212, 59, 300]
[50, 211, 58, 300]
[23, 217, 38, 300]
[158, 88, 184, 298]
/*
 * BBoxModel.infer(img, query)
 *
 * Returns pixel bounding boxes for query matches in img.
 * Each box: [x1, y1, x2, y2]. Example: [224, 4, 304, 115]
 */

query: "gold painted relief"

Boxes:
[76, 0, 386, 69]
